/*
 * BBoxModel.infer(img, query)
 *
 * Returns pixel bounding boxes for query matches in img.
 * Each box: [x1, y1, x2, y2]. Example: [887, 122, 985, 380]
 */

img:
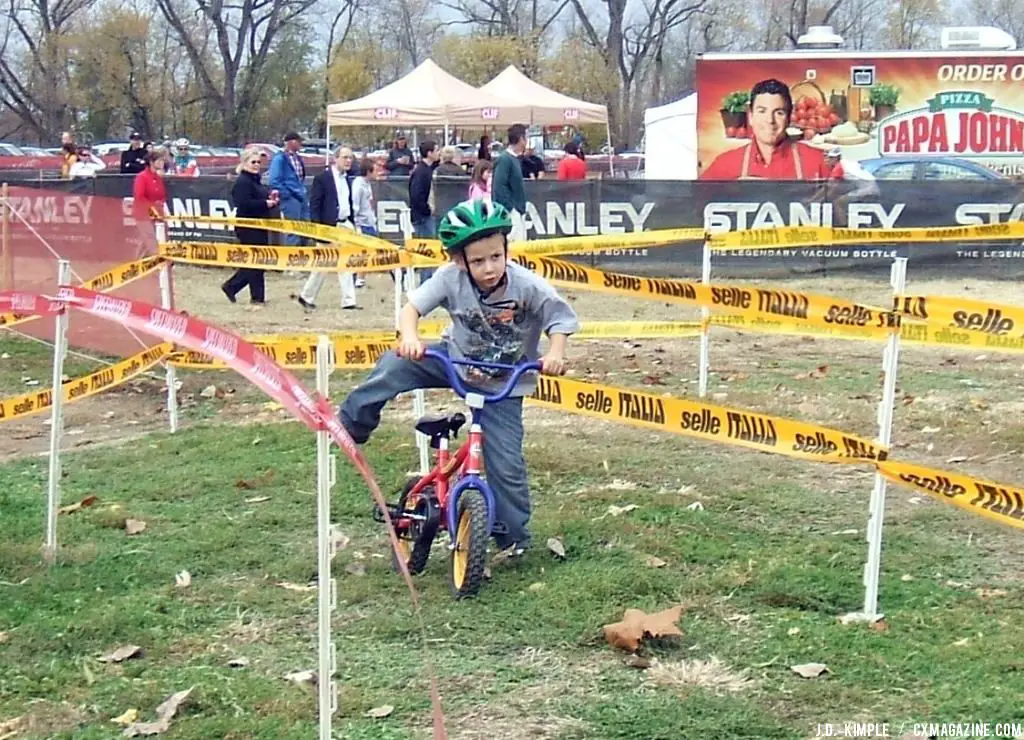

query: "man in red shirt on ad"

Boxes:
[700, 78, 831, 181]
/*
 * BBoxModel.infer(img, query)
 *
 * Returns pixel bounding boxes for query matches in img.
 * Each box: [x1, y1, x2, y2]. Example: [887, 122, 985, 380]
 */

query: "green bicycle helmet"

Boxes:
[438, 199, 513, 253]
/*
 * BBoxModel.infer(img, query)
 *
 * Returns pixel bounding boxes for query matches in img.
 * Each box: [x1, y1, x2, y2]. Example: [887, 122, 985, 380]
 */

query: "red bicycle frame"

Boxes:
[403, 424, 484, 527]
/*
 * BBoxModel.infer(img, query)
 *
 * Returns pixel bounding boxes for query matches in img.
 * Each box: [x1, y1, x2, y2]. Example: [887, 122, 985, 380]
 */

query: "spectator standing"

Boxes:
[120, 133, 148, 174]
[478, 134, 492, 162]
[492, 124, 527, 239]
[171, 138, 200, 176]
[131, 149, 167, 257]
[269, 132, 309, 246]
[434, 146, 466, 177]
[468, 159, 492, 201]
[353, 155, 379, 237]
[294, 146, 359, 311]
[521, 143, 545, 180]
[223, 149, 279, 307]
[557, 141, 587, 180]
[409, 140, 439, 281]
[69, 146, 106, 178]
[59, 131, 77, 179]
[386, 132, 414, 177]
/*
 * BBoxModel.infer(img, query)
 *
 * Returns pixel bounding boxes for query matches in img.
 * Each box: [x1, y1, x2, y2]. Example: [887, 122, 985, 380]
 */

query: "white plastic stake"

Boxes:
[43, 259, 71, 565]
[315, 335, 337, 736]
[401, 211, 430, 474]
[157, 224, 178, 434]
[852, 257, 907, 623]
[697, 238, 712, 398]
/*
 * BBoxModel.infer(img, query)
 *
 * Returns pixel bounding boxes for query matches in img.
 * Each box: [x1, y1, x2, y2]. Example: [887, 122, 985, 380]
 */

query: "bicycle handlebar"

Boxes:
[422, 348, 542, 404]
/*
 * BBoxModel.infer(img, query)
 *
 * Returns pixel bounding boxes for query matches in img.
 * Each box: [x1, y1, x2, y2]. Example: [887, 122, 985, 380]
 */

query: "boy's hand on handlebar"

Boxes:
[540, 352, 567, 376]
[397, 336, 425, 361]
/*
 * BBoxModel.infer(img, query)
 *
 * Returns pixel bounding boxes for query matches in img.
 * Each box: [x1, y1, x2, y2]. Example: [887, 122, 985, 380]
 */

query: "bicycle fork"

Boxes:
[446, 395, 498, 544]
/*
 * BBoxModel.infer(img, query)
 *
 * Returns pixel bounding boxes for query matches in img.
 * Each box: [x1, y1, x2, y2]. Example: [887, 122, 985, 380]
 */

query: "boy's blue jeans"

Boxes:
[339, 344, 531, 550]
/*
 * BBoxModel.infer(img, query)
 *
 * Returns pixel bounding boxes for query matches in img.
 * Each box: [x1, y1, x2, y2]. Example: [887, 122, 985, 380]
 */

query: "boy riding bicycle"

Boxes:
[339, 199, 579, 554]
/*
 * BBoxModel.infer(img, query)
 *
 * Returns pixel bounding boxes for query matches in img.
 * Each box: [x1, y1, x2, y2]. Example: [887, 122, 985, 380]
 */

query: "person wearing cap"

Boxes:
[171, 138, 200, 176]
[120, 133, 148, 174]
[269, 131, 309, 246]
[386, 132, 414, 177]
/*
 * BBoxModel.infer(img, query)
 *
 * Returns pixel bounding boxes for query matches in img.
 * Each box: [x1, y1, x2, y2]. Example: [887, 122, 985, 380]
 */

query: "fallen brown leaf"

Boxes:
[365, 704, 394, 719]
[807, 364, 830, 379]
[345, 562, 367, 576]
[121, 686, 193, 737]
[0, 717, 25, 740]
[59, 495, 98, 515]
[112, 709, 139, 726]
[603, 605, 684, 652]
[976, 587, 1008, 599]
[235, 470, 275, 490]
[869, 619, 889, 632]
[244, 496, 271, 504]
[0, 631, 8, 644]
[174, 571, 191, 588]
[623, 654, 651, 669]
[227, 657, 249, 668]
[546, 537, 566, 559]
[901, 394, 915, 405]
[644, 556, 668, 568]
[125, 519, 147, 536]
[790, 662, 829, 678]
[277, 582, 316, 592]
[284, 670, 317, 685]
[641, 375, 665, 385]
[98, 645, 142, 663]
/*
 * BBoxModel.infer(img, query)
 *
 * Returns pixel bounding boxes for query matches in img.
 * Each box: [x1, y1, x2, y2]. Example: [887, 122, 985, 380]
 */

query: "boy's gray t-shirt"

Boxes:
[407, 261, 579, 396]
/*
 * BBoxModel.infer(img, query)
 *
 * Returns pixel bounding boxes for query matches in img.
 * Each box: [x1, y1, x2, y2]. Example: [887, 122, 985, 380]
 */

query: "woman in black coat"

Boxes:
[222, 149, 280, 306]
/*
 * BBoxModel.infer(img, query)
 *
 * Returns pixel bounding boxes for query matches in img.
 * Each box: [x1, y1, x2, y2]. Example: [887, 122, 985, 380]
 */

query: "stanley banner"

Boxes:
[0, 256, 166, 330]
[0, 342, 172, 423]
[158, 242, 413, 273]
[511, 254, 906, 339]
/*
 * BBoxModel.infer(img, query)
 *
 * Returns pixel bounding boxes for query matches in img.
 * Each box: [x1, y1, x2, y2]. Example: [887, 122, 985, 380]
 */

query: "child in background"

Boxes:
[468, 159, 492, 202]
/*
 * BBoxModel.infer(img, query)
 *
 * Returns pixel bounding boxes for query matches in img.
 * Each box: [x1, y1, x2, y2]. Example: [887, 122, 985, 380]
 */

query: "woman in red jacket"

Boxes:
[132, 150, 168, 257]
[557, 141, 587, 180]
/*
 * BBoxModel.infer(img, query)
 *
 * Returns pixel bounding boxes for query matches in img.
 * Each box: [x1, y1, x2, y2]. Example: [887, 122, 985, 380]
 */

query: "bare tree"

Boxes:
[323, 0, 362, 109]
[570, 0, 706, 145]
[969, 0, 1024, 47]
[0, 0, 97, 142]
[439, 0, 569, 38]
[883, 0, 944, 48]
[153, 0, 319, 143]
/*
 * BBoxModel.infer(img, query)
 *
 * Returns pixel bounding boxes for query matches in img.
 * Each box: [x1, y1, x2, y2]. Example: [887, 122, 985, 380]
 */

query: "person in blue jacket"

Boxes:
[269, 131, 308, 246]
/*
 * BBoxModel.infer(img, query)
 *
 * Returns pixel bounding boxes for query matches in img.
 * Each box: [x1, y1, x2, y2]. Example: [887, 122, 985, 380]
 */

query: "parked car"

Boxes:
[859, 156, 1005, 181]
[0, 143, 25, 156]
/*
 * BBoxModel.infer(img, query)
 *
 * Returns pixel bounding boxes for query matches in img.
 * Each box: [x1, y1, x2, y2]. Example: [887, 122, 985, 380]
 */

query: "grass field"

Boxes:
[2, 269, 1024, 739]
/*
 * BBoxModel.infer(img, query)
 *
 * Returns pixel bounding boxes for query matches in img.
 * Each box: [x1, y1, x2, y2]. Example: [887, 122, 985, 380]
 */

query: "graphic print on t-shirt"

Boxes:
[462, 301, 528, 379]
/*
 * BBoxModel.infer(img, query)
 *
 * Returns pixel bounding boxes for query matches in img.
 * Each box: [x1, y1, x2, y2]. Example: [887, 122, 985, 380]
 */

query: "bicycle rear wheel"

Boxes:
[449, 488, 489, 599]
[391, 478, 439, 576]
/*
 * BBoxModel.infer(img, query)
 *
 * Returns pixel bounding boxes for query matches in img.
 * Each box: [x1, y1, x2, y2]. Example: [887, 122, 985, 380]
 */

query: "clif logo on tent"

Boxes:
[564, 108, 580, 121]
[480, 108, 500, 120]
[373, 108, 399, 120]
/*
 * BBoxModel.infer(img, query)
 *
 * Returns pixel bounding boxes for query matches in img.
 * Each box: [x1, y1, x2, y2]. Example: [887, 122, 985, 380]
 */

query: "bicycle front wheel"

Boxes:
[449, 488, 489, 599]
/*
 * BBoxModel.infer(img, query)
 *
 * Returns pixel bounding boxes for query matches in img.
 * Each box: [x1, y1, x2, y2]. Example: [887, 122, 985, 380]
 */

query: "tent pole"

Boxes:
[607, 122, 614, 177]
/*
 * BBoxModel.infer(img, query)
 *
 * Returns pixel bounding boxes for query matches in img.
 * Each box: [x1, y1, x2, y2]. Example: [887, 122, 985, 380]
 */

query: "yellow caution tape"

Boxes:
[169, 338, 396, 370]
[167, 215, 395, 252]
[710, 221, 1024, 251]
[511, 254, 906, 339]
[0, 257, 167, 330]
[158, 242, 413, 273]
[527, 375, 887, 463]
[895, 294, 1024, 339]
[877, 460, 1023, 530]
[0, 342, 172, 423]
[525, 375, 1023, 530]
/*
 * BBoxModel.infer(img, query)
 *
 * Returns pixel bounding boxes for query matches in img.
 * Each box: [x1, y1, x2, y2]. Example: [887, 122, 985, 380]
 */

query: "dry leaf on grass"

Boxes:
[527, 582, 546, 592]
[608, 504, 638, 516]
[976, 587, 1008, 599]
[174, 571, 191, 588]
[603, 605, 684, 652]
[787, 627, 800, 636]
[623, 654, 651, 669]
[647, 657, 751, 695]
[870, 619, 889, 632]
[284, 670, 317, 686]
[0, 717, 25, 740]
[112, 709, 139, 726]
[686, 501, 704, 511]
[277, 582, 316, 592]
[59, 495, 98, 515]
[121, 686, 193, 737]
[644, 556, 668, 568]
[227, 657, 249, 668]
[98, 645, 142, 663]
[0, 632, 9, 644]
[125, 519, 147, 536]
[546, 537, 566, 559]
[809, 364, 830, 379]
[199, 384, 218, 398]
[243, 496, 271, 504]
[345, 562, 367, 577]
[365, 705, 394, 719]
[235, 470, 275, 490]
[790, 662, 829, 678]
[641, 375, 665, 386]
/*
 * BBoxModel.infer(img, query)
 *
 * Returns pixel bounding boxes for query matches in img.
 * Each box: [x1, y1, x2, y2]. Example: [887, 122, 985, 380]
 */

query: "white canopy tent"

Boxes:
[643, 93, 698, 180]
[479, 65, 612, 173]
[325, 59, 532, 148]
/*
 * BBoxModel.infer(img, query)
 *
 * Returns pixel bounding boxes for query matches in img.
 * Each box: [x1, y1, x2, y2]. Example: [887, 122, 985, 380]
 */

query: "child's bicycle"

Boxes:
[373, 348, 542, 599]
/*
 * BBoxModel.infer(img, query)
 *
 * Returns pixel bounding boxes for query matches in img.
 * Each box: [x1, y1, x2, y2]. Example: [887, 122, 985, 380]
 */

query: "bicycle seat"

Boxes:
[415, 412, 466, 439]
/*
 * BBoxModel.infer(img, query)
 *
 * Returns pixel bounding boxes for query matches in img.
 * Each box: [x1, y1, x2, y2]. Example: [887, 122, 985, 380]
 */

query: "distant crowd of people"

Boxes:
[59, 131, 202, 180]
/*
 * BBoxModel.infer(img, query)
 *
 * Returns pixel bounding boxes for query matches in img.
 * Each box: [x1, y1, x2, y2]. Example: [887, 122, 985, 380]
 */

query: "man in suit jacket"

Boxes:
[293, 146, 360, 311]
